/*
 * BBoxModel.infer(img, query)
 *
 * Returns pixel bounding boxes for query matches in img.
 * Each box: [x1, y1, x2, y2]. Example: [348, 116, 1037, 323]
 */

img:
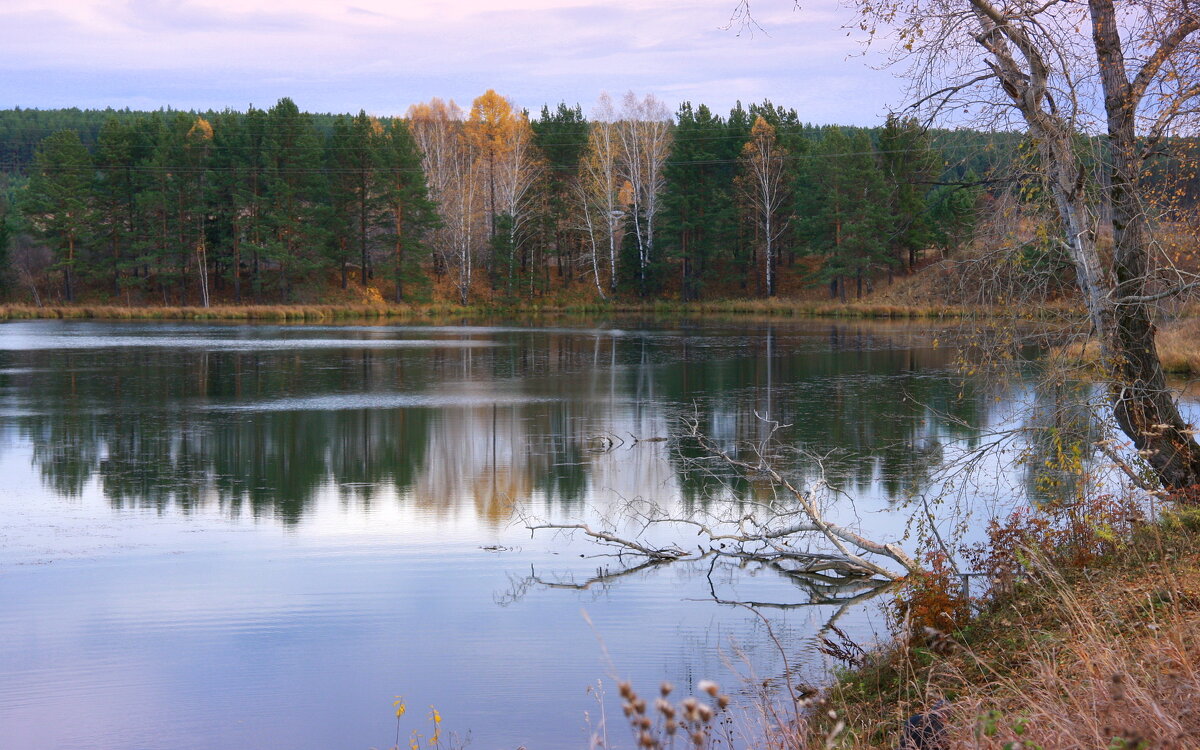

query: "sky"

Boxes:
[0, 0, 906, 125]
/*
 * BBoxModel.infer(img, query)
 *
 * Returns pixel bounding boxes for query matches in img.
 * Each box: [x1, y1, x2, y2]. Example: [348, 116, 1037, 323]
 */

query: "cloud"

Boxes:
[0, 0, 901, 125]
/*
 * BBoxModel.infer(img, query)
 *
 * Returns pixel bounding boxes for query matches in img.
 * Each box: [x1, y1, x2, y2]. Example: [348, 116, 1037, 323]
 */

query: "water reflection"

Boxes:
[0, 320, 999, 525]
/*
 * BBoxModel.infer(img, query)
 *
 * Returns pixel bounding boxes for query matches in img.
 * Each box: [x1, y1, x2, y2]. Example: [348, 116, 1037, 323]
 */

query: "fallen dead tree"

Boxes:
[526, 415, 921, 585]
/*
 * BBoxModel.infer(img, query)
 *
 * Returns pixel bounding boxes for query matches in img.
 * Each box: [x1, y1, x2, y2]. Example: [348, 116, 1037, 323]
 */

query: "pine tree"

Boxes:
[724, 102, 755, 289]
[93, 117, 153, 298]
[661, 103, 740, 301]
[378, 118, 438, 302]
[327, 112, 386, 289]
[878, 114, 939, 275]
[20, 130, 93, 301]
[927, 170, 980, 257]
[532, 103, 588, 296]
[262, 98, 326, 300]
[797, 128, 891, 300]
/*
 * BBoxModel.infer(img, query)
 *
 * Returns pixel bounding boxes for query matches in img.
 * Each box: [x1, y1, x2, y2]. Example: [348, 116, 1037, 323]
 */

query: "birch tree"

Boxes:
[408, 99, 483, 304]
[819, 0, 1200, 494]
[378, 118, 438, 303]
[616, 92, 673, 295]
[467, 90, 544, 292]
[737, 115, 791, 297]
[578, 93, 626, 296]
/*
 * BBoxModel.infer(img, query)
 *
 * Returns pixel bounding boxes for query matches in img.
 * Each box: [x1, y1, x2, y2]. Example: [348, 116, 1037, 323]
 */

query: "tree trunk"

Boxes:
[65, 236, 75, 303]
[1088, 0, 1200, 494]
[394, 204, 405, 304]
[233, 225, 242, 304]
[989, 0, 1200, 498]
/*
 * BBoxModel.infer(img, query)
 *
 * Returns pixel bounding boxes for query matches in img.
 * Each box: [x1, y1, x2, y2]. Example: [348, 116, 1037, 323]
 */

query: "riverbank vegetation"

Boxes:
[0, 299, 1018, 321]
[805, 503, 1200, 749]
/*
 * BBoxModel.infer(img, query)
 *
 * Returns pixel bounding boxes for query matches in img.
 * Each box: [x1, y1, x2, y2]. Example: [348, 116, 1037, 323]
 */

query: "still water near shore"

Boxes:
[0, 318, 1131, 749]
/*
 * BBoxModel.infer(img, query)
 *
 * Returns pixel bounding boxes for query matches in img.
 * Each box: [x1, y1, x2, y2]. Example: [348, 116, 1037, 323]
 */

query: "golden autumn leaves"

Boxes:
[405, 90, 542, 304]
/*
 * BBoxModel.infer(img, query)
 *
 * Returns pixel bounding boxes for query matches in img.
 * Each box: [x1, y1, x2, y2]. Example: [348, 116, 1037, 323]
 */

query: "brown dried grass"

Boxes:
[1054, 317, 1200, 376]
[1157, 318, 1200, 375]
[942, 557, 1200, 748]
[0, 299, 1004, 322]
[819, 513, 1200, 749]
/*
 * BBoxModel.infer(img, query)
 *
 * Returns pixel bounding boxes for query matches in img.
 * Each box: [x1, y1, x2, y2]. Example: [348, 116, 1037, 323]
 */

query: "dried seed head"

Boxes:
[622, 703, 634, 718]
[698, 680, 719, 697]
[638, 730, 656, 748]
[717, 694, 730, 710]
[655, 698, 675, 718]
[637, 716, 652, 730]
[619, 681, 634, 699]
[633, 698, 647, 715]
[660, 681, 673, 697]
[697, 703, 714, 722]
[665, 719, 678, 735]
[691, 730, 705, 746]
[681, 697, 699, 721]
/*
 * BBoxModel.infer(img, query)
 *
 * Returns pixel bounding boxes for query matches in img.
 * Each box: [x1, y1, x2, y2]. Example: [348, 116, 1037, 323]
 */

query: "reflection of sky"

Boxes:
[0, 524, 851, 749]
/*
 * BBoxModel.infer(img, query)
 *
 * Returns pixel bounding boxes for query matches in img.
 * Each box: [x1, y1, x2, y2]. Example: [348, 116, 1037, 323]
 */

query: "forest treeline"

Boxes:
[0, 93, 1010, 306]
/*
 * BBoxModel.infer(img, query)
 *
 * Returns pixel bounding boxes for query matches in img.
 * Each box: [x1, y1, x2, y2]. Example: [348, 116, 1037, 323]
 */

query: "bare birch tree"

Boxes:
[768, 0, 1200, 496]
[578, 93, 627, 296]
[616, 92, 674, 293]
[737, 115, 791, 298]
[494, 106, 544, 288]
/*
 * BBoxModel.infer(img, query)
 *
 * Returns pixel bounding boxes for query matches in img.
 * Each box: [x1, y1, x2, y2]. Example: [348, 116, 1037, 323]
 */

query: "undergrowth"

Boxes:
[816, 497, 1200, 749]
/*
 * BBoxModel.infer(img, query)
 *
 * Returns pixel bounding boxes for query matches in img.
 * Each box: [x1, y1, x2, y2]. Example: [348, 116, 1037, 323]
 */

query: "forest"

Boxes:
[0, 93, 1008, 307]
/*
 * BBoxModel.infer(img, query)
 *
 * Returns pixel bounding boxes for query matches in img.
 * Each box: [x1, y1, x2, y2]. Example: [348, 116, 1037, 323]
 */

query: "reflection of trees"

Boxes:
[665, 324, 989, 507]
[7, 322, 1000, 524]
[498, 554, 894, 639]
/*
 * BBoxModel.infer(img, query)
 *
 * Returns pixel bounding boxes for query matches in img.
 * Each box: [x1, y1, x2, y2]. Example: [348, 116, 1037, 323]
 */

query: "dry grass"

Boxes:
[943, 562, 1200, 748]
[0, 299, 1028, 322]
[817, 511, 1200, 749]
[1053, 317, 1200, 376]
[0, 303, 479, 321]
[1157, 318, 1200, 375]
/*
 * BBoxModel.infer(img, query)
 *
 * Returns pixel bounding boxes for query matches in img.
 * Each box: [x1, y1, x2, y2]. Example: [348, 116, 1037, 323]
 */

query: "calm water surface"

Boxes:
[0, 319, 1118, 749]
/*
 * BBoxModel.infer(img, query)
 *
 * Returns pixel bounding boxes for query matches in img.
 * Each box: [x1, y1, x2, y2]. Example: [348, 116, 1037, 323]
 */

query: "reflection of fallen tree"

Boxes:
[703, 556, 894, 611]
[527, 417, 921, 583]
[497, 554, 895, 618]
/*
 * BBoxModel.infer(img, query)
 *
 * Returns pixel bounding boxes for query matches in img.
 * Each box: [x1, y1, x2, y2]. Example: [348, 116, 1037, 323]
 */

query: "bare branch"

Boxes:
[1129, 12, 1200, 108]
[525, 522, 686, 560]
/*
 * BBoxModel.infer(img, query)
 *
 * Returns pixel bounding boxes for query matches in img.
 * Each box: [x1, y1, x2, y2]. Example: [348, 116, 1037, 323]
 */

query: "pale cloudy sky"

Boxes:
[0, 0, 905, 124]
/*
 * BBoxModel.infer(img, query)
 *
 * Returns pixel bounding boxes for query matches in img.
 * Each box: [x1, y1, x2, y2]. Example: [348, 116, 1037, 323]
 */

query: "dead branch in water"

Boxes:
[526, 416, 921, 583]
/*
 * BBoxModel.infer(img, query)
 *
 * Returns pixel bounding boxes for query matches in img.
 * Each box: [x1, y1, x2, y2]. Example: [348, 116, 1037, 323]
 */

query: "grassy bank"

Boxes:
[1157, 318, 1200, 375]
[1056, 316, 1200, 377]
[812, 509, 1200, 749]
[0, 299, 1052, 322]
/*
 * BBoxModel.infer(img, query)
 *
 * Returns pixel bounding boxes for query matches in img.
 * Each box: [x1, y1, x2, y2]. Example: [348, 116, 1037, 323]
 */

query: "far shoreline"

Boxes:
[0, 300, 1064, 322]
